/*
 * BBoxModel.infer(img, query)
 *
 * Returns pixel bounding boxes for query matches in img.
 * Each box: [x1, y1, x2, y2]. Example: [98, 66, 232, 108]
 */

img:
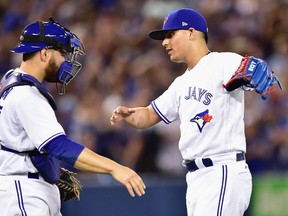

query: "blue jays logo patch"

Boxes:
[190, 109, 213, 133]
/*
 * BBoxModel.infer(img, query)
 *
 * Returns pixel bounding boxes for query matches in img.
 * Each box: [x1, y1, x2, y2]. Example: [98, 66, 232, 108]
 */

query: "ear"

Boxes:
[188, 28, 196, 37]
[39, 48, 50, 62]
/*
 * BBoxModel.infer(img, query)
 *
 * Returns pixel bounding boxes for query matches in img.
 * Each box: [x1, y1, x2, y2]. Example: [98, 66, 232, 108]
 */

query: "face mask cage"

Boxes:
[57, 36, 85, 95]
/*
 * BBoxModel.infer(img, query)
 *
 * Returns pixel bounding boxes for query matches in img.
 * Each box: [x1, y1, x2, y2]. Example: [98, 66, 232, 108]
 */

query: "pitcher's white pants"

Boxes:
[186, 161, 252, 216]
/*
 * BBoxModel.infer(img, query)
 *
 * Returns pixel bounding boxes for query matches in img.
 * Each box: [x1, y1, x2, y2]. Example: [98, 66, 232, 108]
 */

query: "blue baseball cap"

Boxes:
[149, 8, 208, 40]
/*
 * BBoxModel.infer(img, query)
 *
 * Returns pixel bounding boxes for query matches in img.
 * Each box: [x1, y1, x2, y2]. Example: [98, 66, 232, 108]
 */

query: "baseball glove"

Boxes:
[223, 56, 283, 100]
[56, 168, 83, 202]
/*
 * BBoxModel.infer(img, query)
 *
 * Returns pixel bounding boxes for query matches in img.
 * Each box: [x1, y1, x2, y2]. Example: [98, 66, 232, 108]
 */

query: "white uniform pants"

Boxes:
[186, 161, 252, 216]
[0, 176, 61, 216]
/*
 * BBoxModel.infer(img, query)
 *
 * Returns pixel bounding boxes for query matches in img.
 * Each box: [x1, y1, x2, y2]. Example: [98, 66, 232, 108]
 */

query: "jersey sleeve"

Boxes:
[151, 78, 180, 124]
[15, 87, 65, 150]
[222, 52, 243, 83]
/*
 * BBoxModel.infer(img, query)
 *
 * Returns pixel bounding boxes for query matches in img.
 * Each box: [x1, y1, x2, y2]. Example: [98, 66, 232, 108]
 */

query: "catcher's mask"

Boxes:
[12, 18, 85, 95]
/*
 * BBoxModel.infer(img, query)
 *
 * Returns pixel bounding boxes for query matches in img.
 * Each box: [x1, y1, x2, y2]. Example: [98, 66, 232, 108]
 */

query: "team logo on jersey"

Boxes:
[190, 109, 212, 133]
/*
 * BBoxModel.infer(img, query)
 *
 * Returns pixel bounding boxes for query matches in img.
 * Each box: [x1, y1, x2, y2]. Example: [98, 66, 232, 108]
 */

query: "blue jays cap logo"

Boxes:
[190, 109, 212, 132]
[162, 17, 168, 28]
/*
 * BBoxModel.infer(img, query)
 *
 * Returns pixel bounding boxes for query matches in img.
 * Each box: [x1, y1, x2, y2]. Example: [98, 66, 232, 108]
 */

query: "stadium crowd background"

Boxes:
[0, 0, 287, 180]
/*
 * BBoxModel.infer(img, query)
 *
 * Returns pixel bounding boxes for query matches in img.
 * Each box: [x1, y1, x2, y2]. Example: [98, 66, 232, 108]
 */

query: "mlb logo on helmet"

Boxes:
[149, 8, 208, 40]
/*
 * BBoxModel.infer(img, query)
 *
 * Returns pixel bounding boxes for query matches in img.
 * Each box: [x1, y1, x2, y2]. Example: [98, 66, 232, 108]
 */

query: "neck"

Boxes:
[19, 61, 45, 83]
[187, 48, 210, 70]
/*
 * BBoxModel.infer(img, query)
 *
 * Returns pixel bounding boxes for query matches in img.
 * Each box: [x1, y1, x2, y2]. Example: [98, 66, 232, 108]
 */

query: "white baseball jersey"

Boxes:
[152, 52, 245, 160]
[0, 68, 64, 215]
[151, 52, 252, 216]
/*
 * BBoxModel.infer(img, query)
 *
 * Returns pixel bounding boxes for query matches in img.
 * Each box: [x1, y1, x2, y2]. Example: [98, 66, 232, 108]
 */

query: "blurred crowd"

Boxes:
[0, 0, 287, 178]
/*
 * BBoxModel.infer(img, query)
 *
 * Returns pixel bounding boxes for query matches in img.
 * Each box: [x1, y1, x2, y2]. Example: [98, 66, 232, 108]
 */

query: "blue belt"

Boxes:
[184, 152, 245, 172]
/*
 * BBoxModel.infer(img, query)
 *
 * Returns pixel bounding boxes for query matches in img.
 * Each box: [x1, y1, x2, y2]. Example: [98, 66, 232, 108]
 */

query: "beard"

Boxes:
[44, 57, 61, 83]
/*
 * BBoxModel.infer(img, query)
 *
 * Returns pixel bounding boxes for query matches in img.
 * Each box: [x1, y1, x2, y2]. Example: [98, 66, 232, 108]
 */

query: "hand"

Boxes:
[111, 165, 146, 197]
[74, 148, 145, 197]
[110, 106, 135, 125]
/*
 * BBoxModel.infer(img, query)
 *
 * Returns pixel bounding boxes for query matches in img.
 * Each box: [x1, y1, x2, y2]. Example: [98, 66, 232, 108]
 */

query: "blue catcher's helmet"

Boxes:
[12, 18, 85, 95]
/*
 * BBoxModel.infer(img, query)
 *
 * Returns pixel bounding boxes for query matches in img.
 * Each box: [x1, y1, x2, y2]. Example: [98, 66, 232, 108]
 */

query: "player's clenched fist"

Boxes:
[110, 106, 135, 125]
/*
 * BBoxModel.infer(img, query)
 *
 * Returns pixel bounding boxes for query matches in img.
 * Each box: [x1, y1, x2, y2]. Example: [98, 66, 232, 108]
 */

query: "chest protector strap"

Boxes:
[0, 70, 57, 110]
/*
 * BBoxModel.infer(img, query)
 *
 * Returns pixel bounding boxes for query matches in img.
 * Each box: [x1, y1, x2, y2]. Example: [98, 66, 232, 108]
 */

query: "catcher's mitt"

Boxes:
[56, 168, 83, 202]
[223, 56, 283, 100]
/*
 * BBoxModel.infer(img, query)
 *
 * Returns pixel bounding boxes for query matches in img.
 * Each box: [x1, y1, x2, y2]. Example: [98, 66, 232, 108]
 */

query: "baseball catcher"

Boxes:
[223, 56, 283, 99]
[0, 17, 145, 216]
[0, 68, 82, 202]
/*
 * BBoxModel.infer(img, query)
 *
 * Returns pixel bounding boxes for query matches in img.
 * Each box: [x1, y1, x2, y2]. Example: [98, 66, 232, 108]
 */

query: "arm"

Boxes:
[74, 147, 146, 197]
[110, 105, 161, 129]
[42, 135, 146, 197]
